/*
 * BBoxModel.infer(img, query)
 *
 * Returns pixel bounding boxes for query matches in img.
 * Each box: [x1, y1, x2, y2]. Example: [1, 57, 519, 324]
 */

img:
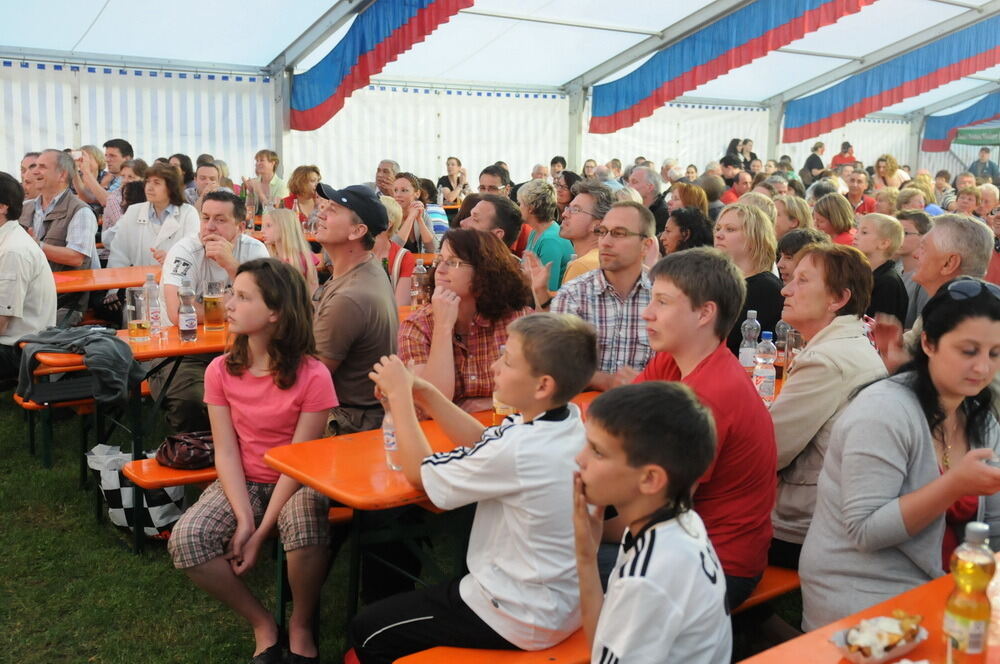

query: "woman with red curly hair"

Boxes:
[398, 229, 533, 412]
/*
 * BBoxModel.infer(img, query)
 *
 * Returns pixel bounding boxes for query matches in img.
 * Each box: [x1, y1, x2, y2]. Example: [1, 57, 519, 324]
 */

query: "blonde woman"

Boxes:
[813, 192, 857, 245]
[375, 195, 415, 306]
[714, 203, 783, 354]
[774, 194, 812, 240]
[874, 187, 899, 216]
[260, 209, 319, 295]
[72, 144, 111, 207]
[899, 180, 945, 215]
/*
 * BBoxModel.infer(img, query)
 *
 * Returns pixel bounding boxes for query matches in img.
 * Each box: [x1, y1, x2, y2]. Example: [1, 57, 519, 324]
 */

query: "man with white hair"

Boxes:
[594, 164, 623, 191]
[977, 183, 999, 219]
[365, 159, 399, 196]
[704, 161, 722, 177]
[627, 166, 669, 234]
[659, 158, 677, 183]
[530, 164, 550, 182]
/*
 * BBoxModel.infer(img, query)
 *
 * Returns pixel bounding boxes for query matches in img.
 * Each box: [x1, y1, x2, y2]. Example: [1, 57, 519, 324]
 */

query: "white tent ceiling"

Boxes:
[2, 0, 999, 119]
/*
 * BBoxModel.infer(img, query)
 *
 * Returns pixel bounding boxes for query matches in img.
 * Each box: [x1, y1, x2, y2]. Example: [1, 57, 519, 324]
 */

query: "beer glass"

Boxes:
[125, 287, 150, 342]
[203, 281, 226, 332]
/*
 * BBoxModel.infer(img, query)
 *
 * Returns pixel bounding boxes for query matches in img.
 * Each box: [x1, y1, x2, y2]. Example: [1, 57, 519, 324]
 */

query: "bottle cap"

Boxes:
[966, 521, 990, 545]
[146, 273, 155, 279]
[762, 331, 773, 340]
[416, 258, 424, 265]
[748, 310, 758, 318]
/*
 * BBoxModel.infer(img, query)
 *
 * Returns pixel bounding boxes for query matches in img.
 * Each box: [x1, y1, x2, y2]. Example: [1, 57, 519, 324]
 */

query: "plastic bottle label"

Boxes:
[383, 428, 397, 452]
[178, 313, 197, 331]
[944, 611, 987, 655]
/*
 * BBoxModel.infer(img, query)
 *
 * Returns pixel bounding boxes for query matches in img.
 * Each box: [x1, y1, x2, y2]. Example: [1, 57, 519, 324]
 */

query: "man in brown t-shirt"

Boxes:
[313, 184, 399, 434]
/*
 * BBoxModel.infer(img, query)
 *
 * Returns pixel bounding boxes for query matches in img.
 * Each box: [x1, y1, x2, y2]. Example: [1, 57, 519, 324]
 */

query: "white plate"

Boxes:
[829, 625, 928, 664]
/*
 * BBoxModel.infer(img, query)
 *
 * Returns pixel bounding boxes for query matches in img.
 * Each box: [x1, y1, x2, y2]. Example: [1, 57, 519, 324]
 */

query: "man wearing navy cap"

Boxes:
[312, 184, 399, 434]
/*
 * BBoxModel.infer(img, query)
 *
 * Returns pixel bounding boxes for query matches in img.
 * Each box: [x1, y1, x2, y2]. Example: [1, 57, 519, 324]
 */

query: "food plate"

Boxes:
[830, 625, 928, 664]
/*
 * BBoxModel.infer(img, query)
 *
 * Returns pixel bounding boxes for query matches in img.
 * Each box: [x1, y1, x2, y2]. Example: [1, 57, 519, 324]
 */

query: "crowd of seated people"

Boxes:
[3, 139, 1000, 664]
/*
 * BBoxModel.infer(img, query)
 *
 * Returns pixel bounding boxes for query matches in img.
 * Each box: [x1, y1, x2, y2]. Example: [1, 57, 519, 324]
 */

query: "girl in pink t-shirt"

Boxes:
[168, 258, 337, 664]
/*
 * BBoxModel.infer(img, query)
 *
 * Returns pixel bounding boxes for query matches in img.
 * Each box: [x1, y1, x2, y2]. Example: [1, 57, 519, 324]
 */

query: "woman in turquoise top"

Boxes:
[518, 179, 574, 291]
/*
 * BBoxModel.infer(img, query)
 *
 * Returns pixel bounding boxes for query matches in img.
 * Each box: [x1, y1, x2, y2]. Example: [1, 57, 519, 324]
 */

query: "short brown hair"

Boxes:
[958, 186, 982, 205]
[650, 247, 747, 339]
[508, 313, 598, 404]
[288, 165, 321, 197]
[144, 161, 186, 206]
[794, 244, 873, 317]
[813, 193, 855, 234]
[608, 200, 655, 237]
[255, 149, 279, 167]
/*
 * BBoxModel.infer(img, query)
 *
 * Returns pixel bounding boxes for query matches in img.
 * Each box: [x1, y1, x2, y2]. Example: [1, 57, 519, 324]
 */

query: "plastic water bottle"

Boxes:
[178, 279, 198, 342]
[945, 521, 995, 663]
[382, 407, 402, 471]
[739, 310, 761, 376]
[411, 259, 431, 306]
[753, 332, 777, 405]
[144, 273, 163, 341]
[774, 319, 791, 381]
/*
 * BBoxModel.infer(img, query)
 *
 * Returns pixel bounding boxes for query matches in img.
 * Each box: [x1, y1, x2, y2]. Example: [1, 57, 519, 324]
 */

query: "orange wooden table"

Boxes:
[741, 573, 1000, 663]
[53, 265, 160, 293]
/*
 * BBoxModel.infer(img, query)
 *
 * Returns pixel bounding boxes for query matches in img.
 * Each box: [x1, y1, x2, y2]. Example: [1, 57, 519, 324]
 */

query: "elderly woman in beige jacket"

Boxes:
[769, 244, 887, 569]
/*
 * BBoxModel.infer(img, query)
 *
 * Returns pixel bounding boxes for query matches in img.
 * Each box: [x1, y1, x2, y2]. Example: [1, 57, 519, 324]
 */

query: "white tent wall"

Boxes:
[581, 101, 770, 172]
[776, 118, 913, 171]
[1, 60, 273, 180]
[284, 85, 569, 187]
[919, 143, 983, 179]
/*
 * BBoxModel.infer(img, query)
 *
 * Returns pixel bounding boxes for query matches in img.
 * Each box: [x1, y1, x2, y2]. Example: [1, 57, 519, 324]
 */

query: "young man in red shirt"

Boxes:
[634, 247, 777, 609]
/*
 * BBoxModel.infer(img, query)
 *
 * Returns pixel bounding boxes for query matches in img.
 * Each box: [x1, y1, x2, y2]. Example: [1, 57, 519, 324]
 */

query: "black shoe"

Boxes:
[250, 643, 284, 664]
[285, 653, 319, 664]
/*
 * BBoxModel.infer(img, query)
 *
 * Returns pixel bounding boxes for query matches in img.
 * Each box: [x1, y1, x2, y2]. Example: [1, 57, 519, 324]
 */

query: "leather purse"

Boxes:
[155, 431, 214, 469]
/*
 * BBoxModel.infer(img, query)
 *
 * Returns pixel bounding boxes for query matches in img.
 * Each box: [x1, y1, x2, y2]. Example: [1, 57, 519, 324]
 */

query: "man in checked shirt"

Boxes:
[551, 201, 654, 390]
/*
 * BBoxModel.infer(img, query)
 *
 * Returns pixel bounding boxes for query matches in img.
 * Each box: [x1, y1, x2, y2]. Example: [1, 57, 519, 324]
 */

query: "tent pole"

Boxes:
[766, 101, 783, 163]
[273, 61, 291, 169]
[909, 112, 925, 172]
[567, 86, 586, 172]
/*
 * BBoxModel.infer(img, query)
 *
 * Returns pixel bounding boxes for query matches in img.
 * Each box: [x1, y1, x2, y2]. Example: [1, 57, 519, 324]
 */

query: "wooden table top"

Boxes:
[53, 266, 160, 293]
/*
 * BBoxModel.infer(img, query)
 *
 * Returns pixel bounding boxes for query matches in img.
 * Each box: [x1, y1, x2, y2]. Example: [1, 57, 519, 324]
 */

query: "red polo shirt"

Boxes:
[849, 194, 876, 215]
[720, 188, 740, 205]
[635, 343, 776, 579]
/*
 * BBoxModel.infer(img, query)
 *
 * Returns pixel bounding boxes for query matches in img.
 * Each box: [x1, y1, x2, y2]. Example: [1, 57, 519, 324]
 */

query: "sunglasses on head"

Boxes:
[946, 279, 1000, 302]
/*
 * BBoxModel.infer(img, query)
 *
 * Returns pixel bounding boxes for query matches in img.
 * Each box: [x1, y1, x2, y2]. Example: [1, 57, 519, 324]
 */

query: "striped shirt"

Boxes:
[398, 305, 532, 404]
[550, 268, 652, 374]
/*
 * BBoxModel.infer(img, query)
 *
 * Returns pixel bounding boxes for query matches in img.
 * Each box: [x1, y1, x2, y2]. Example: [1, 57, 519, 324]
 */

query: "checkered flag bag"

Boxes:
[87, 444, 184, 539]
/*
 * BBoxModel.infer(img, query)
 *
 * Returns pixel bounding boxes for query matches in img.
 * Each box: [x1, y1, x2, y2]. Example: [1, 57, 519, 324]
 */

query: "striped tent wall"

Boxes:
[777, 117, 913, 172]
[2, 60, 273, 181]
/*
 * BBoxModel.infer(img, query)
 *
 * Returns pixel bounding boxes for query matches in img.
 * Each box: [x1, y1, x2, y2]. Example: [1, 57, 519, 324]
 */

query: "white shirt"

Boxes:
[594, 511, 732, 664]
[420, 404, 585, 650]
[107, 201, 199, 269]
[0, 221, 57, 345]
[159, 233, 268, 325]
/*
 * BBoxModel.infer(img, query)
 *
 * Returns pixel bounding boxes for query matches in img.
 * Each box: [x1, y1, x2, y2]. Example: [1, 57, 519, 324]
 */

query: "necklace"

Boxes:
[935, 417, 962, 470]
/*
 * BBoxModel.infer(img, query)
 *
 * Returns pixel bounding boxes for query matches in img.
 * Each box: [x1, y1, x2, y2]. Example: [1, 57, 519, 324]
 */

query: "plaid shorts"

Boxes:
[169, 480, 330, 569]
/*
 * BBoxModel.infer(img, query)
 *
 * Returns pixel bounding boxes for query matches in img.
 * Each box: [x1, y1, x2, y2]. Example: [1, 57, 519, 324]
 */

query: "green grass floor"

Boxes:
[0, 389, 361, 663]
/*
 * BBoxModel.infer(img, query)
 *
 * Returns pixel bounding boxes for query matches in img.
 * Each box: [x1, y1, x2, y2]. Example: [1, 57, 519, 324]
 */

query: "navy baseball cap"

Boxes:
[316, 183, 389, 236]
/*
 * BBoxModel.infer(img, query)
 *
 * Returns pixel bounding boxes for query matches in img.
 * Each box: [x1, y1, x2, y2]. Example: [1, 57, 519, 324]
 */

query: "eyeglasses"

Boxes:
[902, 231, 922, 237]
[593, 226, 647, 239]
[554, 183, 569, 191]
[435, 256, 474, 270]
[478, 185, 505, 193]
[946, 278, 1000, 302]
[565, 205, 597, 217]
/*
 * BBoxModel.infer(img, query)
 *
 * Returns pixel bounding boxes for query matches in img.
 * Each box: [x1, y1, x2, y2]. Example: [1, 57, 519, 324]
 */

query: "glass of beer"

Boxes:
[124, 287, 150, 342]
[203, 281, 226, 332]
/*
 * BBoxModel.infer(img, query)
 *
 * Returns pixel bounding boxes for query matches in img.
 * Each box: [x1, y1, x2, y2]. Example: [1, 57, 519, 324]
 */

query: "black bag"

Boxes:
[155, 431, 214, 469]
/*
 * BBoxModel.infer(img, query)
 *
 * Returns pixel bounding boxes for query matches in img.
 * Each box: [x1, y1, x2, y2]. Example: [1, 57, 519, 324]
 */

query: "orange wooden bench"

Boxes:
[15, 380, 152, 479]
[733, 566, 801, 613]
[395, 566, 799, 663]
[122, 457, 218, 489]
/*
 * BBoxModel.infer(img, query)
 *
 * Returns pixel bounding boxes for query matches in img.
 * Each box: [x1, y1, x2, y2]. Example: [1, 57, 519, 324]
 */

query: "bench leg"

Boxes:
[41, 407, 53, 469]
[78, 410, 91, 490]
[132, 485, 144, 555]
[274, 542, 289, 632]
[26, 410, 35, 456]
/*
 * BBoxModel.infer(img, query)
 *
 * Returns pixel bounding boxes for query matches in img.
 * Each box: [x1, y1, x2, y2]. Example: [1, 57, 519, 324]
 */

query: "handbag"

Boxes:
[155, 431, 215, 469]
[87, 444, 184, 539]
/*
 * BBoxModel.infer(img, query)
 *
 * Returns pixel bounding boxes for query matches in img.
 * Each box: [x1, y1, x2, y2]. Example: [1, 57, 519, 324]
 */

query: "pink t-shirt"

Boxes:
[204, 355, 338, 483]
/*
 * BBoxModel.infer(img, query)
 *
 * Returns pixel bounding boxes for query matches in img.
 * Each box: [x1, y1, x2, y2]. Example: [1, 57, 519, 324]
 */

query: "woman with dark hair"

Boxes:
[555, 170, 582, 216]
[437, 156, 468, 205]
[738, 139, 758, 172]
[769, 244, 887, 570]
[725, 138, 741, 158]
[169, 258, 337, 664]
[169, 153, 196, 191]
[106, 161, 198, 269]
[281, 165, 321, 227]
[452, 193, 480, 228]
[393, 171, 437, 253]
[660, 206, 713, 255]
[800, 278, 1000, 629]
[398, 229, 533, 411]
